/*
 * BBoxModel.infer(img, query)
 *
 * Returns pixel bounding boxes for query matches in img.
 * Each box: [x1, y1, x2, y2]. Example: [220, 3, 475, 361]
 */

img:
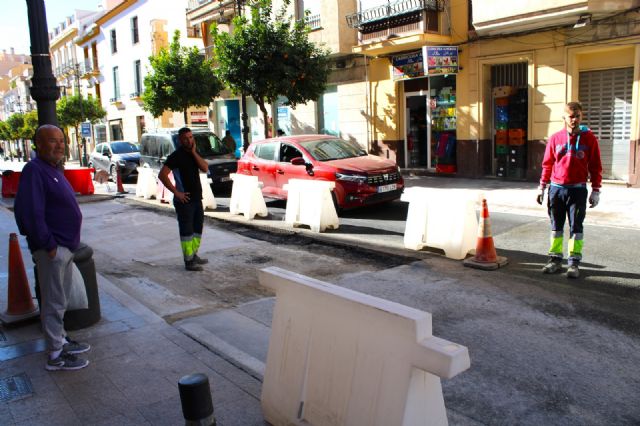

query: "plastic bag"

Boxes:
[65, 263, 88, 310]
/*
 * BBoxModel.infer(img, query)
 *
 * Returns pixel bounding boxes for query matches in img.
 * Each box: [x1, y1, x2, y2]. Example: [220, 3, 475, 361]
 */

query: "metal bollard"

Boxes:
[178, 373, 216, 426]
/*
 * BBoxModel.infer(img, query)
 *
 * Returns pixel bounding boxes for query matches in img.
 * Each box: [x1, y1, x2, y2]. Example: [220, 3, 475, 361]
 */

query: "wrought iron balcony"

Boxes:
[346, 0, 443, 29]
[306, 13, 321, 30]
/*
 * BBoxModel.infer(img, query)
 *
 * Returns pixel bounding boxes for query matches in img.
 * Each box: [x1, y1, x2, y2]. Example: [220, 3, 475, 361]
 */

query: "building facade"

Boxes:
[75, 0, 205, 145]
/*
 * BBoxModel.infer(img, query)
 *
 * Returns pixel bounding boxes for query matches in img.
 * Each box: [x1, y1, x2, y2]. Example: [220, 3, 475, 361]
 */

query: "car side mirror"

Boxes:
[290, 157, 305, 166]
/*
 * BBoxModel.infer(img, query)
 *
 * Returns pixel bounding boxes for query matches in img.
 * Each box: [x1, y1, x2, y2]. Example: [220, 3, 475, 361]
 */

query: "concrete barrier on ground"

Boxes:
[135, 167, 157, 199]
[200, 173, 216, 210]
[229, 173, 268, 219]
[283, 179, 339, 233]
[258, 266, 470, 426]
[401, 187, 478, 260]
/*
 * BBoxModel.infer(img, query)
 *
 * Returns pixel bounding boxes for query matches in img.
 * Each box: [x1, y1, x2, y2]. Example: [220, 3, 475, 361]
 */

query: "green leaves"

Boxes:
[142, 30, 223, 118]
[56, 95, 106, 128]
[211, 0, 330, 137]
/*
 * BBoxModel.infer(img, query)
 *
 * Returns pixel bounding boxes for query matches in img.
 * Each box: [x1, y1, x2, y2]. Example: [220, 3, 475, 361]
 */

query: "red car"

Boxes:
[237, 135, 404, 210]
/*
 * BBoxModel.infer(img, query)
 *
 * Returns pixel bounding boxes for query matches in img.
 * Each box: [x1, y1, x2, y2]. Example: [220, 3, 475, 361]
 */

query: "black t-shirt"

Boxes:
[164, 148, 203, 200]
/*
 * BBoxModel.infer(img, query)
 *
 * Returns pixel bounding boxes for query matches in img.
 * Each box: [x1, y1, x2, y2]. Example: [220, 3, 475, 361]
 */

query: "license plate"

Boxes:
[377, 183, 397, 193]
[220, 176, 232, 182]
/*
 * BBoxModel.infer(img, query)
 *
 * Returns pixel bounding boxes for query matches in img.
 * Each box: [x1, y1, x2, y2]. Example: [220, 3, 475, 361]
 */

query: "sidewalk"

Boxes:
[0, 208, 264, 425]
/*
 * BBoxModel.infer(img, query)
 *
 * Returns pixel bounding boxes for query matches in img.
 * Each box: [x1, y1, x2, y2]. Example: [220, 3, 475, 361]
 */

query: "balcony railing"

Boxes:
[306, 13, 321, 30]
[346, 0, 443, 29]
[187, 0, 212, 10]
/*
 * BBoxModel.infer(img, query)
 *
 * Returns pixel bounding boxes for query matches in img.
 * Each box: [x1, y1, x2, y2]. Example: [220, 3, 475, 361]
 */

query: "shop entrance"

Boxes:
[405, 91, 429, 168]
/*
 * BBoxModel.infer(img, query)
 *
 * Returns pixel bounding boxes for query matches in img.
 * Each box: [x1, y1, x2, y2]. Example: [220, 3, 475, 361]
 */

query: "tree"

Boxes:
[57, 94, 106, 161]
[142, 30, 223, 123]
[211, 0, 330, 138]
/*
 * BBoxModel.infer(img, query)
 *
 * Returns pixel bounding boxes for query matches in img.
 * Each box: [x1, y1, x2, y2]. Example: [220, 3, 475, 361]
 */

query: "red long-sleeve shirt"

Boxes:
[539, 127, 602, 190]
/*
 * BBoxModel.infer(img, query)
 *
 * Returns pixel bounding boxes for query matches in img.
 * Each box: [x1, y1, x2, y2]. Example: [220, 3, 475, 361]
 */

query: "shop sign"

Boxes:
[190, 110, 208, 124]
[392, 50, 425, 81]
[422, 46, 458, 75]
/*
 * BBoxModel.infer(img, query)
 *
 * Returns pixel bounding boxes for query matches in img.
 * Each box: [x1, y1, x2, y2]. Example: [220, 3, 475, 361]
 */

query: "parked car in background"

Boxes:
[139, 128, 237, 192]
[88, 141, 140, 182]
[237, 135, 404, 210]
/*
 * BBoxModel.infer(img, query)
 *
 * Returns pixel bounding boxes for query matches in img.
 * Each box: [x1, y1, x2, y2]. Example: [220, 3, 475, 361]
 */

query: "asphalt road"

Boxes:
[68, 196, 640, 425]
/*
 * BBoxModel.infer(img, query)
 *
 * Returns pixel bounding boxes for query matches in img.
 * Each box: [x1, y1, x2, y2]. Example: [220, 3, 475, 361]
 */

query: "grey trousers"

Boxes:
[33, 246, 74, 353]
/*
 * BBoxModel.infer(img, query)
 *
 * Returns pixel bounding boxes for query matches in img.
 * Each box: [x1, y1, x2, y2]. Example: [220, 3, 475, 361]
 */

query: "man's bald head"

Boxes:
[34, 125, 65, 166]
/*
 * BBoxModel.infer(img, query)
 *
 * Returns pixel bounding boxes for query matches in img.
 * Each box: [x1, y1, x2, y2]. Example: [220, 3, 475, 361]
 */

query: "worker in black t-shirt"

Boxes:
[158, 127, 210, 271]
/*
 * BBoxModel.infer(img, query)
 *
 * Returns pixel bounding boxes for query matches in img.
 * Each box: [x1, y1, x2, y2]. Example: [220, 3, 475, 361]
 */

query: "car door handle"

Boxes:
[252, 166, 259, 171]
[277, 169, 284, 175]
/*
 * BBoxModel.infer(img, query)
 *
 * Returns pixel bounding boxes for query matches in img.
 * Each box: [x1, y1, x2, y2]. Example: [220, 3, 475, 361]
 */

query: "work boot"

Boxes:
[185, 260, 203, 271]
[193, 254, 209, 265]
[542, 257, 562, 274]
[567, 264, 580, 279]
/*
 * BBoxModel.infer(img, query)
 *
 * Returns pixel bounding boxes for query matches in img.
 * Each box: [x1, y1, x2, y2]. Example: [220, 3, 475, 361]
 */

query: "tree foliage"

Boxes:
[142, 30, 223, 122]
[211, 0, 331, 138]
[56, 94, 106, 129]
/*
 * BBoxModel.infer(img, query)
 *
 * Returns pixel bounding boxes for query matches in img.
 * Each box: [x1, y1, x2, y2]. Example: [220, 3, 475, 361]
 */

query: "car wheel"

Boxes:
[110, 164, 118, 182]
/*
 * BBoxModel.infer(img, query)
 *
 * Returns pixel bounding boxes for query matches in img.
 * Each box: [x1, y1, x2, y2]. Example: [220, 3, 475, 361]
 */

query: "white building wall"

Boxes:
[98, 0, 201, 141]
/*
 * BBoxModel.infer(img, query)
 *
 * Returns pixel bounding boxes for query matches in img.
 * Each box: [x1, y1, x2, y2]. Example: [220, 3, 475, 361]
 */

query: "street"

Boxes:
[73, 192, 640, 424]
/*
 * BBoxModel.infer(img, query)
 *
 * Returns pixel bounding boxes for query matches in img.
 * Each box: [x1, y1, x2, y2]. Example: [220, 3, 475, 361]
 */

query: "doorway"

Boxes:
[405, 90, 430, 168]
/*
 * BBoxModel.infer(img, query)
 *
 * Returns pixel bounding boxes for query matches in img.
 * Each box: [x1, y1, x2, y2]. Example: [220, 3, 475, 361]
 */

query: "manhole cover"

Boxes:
[0, 373, 33, 402]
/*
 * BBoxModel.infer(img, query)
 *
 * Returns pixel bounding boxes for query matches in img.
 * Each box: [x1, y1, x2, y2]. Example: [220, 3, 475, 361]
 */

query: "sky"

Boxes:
[1, 0, 103, 55]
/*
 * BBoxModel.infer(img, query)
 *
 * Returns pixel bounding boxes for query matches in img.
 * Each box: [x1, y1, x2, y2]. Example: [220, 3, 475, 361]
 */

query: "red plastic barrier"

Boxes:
[64, 168, 95, 195]
[1, 171, 21, 198]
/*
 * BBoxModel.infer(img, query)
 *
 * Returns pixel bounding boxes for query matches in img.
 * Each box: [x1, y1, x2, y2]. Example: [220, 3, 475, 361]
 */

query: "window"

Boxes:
[112, 66, 120, 100]
[110, 29, 117, 53]
[131, 16, 139, 44]
[255, 143, 277, 160]
[279, 144, 303, 163]
[133, 60, 142, 96]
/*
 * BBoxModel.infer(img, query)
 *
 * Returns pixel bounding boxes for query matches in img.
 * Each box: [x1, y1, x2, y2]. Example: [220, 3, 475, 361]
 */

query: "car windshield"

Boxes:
[303, 138, 367, 161]
[194, 133, 228, 156]
[110, 142, 139, 154]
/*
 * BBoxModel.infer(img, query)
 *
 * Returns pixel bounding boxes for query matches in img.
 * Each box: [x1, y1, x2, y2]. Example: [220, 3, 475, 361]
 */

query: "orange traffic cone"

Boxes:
[0, 233, 39, 324]
[116, 167, 127, 194]
[463, 199, 508, 270]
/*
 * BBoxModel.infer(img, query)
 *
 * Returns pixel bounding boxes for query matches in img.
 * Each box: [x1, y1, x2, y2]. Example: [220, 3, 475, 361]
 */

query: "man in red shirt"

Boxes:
[536, 101, 602, 278]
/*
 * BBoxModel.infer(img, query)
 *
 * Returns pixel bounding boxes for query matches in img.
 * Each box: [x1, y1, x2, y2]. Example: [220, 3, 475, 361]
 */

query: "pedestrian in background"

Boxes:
[14, 124, 91, 370]
[536, 101, 602, 278]
[158, 127, 209, 271]
[222, 130, 237, 156]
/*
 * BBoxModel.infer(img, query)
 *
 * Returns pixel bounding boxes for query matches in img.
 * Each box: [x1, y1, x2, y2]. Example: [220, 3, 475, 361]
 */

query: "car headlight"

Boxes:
[117, 160, 126, 166]
[335, 172, 367, 184]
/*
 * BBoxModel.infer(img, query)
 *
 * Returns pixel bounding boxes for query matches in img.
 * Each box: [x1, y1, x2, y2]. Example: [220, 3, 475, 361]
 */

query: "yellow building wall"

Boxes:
[368, 57, 398, 142]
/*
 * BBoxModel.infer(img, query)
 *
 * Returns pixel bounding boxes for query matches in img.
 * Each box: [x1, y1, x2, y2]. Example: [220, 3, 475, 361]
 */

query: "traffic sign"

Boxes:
[81, 122, 91, 137]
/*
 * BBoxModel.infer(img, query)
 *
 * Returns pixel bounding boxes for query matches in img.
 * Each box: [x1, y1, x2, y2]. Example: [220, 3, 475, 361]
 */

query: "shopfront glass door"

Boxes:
[405, 92, 431, 168]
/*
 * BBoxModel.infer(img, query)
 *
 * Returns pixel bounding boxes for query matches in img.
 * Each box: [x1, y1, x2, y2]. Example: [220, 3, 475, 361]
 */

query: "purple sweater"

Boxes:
[14, 158, 82, 253]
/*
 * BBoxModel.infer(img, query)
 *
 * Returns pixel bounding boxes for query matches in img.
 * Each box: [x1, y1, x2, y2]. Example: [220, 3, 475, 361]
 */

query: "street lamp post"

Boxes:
[26, 0, 59, 126]
[73, 62, 88, 166]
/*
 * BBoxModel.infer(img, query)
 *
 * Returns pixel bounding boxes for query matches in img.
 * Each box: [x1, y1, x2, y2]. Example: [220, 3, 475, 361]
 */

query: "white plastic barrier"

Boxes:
[135, 167, 157, 199]
[259, 267, 470, 426]
[283, 179, 339, 233]
[229, 173, 268, 219]
[156, 172, 174, 204]
[401, 187, 478, 260]
[200, 173, 216, 210]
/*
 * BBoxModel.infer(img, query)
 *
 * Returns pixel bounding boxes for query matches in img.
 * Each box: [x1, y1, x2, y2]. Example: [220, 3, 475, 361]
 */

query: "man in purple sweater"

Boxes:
[14, 125, 90, 371]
